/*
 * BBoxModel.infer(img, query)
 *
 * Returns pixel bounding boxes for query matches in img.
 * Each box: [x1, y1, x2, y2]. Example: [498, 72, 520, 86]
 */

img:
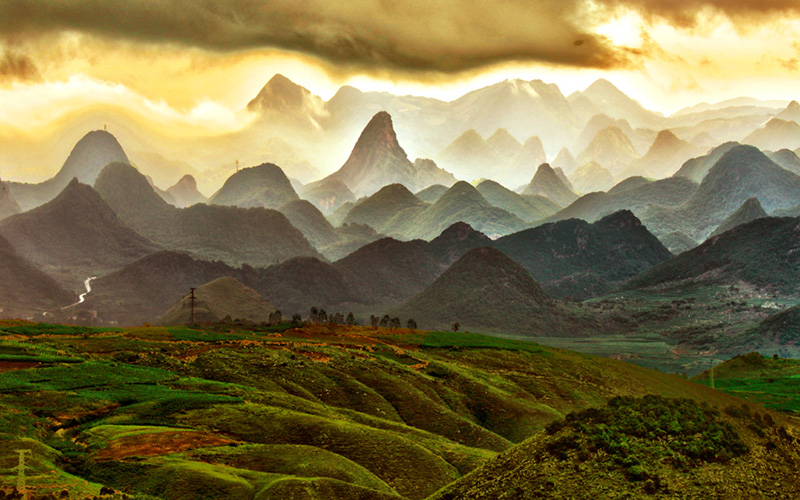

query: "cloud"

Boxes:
[0, 49, 41, 83]
[594, 0, 800, 29]
[0, 0, 636, 72]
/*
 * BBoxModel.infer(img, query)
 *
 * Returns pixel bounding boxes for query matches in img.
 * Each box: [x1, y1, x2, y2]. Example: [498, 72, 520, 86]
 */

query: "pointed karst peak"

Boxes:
[786, 100, 800, 111]
[487, 128, 521, 150]
[584, 78, 624, 96]
[247, 73, 312, 111]
[648, 129, 681, 150]
[352, 111, 402, 151]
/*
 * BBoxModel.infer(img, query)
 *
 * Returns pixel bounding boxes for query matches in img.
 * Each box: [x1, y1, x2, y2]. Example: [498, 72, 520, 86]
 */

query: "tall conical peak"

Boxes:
[352, 111, 402, 152]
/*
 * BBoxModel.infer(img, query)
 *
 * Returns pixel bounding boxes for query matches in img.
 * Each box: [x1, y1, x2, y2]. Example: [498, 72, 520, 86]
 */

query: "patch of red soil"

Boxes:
[0, 360, 39, 373]
[94, 430, 234, 460]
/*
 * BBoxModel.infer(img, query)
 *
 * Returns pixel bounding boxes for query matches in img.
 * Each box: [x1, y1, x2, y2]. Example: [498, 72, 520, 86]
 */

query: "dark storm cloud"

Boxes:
[0, 0, 627, 71]
[0, 50, 41, 83]
[0, 0, 796, 73]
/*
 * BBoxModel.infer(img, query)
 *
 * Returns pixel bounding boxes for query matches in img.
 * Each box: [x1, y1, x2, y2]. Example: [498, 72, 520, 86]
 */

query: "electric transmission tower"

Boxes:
[11, 449, 32, 500]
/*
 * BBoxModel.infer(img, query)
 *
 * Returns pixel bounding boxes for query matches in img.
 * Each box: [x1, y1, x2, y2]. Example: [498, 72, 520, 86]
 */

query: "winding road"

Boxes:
[62, 276, 96, 310]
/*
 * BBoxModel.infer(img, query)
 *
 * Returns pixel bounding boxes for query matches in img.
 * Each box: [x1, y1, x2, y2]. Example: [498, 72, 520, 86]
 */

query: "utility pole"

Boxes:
[709, 358, 715, 389]
[12, 449, 32, 500]
[189, 288, 196, 324]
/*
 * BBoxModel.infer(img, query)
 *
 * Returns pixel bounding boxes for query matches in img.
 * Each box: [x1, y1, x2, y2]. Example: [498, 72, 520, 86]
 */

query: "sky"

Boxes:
[1, 0, 799, 183]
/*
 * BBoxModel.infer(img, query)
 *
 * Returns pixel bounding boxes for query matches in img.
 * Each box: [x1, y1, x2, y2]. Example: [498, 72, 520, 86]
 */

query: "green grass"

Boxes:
[693, 353, 800, 414]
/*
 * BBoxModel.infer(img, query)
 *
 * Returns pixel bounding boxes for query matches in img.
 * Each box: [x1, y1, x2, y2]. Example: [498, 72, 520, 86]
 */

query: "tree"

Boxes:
[318, 309, 328, 323]
[332, 312, 344, 325]
[390, 317, 401, 328]
[452, 322, 460, 332]
[380, 315, 390, 327]
[291, 313, 303, 327]
[309, 307, 319, 323]
[346, 312, 357, 325]
[370, 315, 379, 327]
[407, 318, 417, 329]
[269, 310, 282, 325]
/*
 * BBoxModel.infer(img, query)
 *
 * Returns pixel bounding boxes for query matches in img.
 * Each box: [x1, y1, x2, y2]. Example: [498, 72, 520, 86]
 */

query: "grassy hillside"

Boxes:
[430, 394, 799, 499]
[0, 321, 779, 500]
[693, 352, 800, 415]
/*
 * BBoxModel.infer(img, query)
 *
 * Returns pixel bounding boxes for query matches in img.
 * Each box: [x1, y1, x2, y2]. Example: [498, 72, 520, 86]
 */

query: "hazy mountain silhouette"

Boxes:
[571, 79, 665, 129]
[438, 129, 500, 181]
[574, 114, 644, 156]
[577, 126, 640, 176]
[247, 73, 327, 129]
[652, 145, 800, 240]
[415, 184, 449, 203]
[673, 142, 739, 182]
[521, 163, 578, 207]
[743, 118, 800, 151]
[208, 163, 299, 209]
[494, 210, 672, 298]
[477, 179, 560, 222]
[323, 111, 455, 196]
[709, 197, 768, 237]
[621, 130, 701, 179]
[569, 161, 615, 194]
[767, 149, 800, 175]
[279, 199, 341, 249]
[398, 181, 528, 240]
[158, 276, 277, 325]
[549, 176, 698, 239]
[300, 178, 356, 214]
[342, 183, 428, 234]
[607, 176, 651, 194]
[166, 174, 206, 207]
[775, 100, 800, 123]
[0, 178, 159, 285]
[8, 130, 130, 210]
[552, 147, 578, 174]
[95, 162, 322, 267]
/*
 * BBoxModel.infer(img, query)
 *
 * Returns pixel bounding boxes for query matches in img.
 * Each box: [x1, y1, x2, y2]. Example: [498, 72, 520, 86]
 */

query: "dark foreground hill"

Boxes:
[1, 321, 783, 500]
[0, 234, 73, 312]
[494, 210, 672, 298]
[0, 179, 159, 285]
[0, 179, 20, 220]
[389, 247, 602, 336]
[625, 216, 800, 294]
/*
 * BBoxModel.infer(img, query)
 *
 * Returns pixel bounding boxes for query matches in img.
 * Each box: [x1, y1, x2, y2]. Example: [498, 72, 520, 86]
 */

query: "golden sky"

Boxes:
[1, 0, 799, 182]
